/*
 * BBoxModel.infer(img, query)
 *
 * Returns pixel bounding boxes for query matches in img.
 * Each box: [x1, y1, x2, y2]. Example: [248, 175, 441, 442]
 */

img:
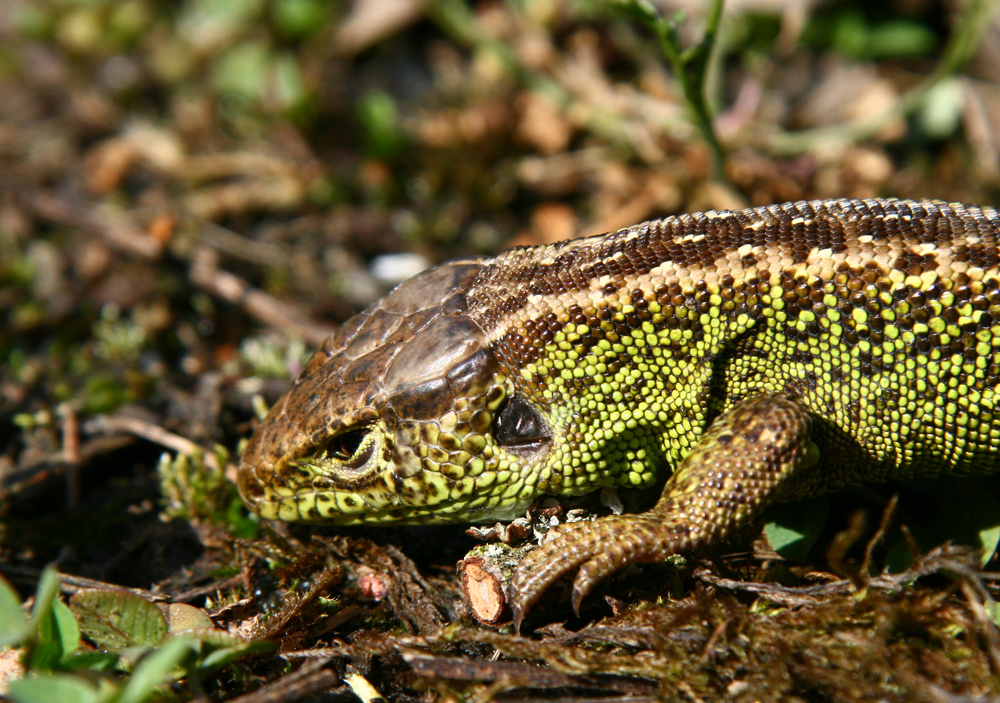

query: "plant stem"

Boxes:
[618, 0, 728, 181]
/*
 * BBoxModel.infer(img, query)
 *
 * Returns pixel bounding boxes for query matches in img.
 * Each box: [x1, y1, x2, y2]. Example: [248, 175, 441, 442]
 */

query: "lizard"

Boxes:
[237, 198, 1000, 629]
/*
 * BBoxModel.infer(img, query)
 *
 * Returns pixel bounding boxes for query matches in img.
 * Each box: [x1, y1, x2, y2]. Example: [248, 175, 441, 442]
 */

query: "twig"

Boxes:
[861, 494, 898, 577]
[190, 247, 335, 347]
[696, 543, 987, 606]
[1, 434, 135, 500]
[959, 579, 1000, 676]
[198, 219, 290, 267]
[16, 185, 336, 346]
[256, 563, 344, 640]
[18, 188, 163, 259]
[86, 413, 239, 484]
[344, 668, 389, 703]
[402, 650, 658, 696]
[0, 564, 161, 600]
[694, 567, 854, 607]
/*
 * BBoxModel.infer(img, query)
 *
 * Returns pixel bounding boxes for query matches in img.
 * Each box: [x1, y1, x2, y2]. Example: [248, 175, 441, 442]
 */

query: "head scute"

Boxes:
[382, 315, 488, 393]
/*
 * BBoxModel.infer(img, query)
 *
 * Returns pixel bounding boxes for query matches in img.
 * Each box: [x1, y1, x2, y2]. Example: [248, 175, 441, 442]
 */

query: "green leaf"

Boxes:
[763, 521, 805, 554]
[30, 598, 82, 671]
[270, 51, 307, 113]
[69, 590, 168, 651]
[29, 634, 64, 672]
[764, 496, 831, 562]
[52, 600, 82, 660]
[272, 0, 331, 39]
[31, 565, 61, 625]
[8, 674, 100, 703]
[866, 20, 936, 59]
[980, 521, 1000, 568]
[357, 91, 406, 160]
[0, 576, 30, 646]
[917, 77, 964, 140]
[116, 638, 194, 703]
[213, 40, 270, 103]
[985, 597, 1000, 630]
[610, 0, 661, 27]
[28, 566, 69, 671]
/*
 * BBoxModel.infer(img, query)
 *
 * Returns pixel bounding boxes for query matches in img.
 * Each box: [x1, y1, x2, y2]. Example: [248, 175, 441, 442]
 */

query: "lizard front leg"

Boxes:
[510, 393, 818, 630]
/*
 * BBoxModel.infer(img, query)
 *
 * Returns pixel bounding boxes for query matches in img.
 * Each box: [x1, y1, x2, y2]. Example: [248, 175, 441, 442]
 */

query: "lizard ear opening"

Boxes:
[494, 396, 551, 451]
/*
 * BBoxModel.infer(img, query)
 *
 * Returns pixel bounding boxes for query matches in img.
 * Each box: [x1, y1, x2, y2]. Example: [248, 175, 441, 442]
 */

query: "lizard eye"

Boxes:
[327, 429, 371, 465]
[494, 397, 550, 449]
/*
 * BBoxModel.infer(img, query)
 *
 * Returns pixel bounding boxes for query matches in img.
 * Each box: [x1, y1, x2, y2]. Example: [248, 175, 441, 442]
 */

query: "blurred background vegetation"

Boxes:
[3, 0, 1000, 700]
[4, 0, 999, 430]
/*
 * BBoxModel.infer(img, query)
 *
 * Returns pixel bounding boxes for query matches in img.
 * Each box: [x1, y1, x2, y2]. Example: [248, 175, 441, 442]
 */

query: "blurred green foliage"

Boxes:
[358, 90, 408, 161]
[803, 7, 939, 59]
[11, 0, 336, 124]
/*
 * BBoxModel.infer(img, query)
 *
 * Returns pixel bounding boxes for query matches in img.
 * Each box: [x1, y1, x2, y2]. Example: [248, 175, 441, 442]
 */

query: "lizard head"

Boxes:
[237, 259, 554, 525]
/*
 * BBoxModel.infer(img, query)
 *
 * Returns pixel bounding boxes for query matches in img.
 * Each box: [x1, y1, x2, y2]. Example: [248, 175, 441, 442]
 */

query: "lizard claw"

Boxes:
[510, 515, 686, 631]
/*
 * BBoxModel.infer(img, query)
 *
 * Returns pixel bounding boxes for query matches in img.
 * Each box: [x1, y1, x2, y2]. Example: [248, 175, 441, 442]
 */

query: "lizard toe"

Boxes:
[569, 516, 683, 613]
[512, 515, 685, 628]
[510, 521, 600, 630]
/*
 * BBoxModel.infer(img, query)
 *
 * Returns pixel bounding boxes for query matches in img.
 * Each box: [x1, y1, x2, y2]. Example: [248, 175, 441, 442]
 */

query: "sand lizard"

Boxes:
[237, 198, 1000, 627]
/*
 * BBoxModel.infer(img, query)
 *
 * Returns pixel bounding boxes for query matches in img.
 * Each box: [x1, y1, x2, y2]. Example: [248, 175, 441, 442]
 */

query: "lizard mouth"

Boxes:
[294, 424, 386, 488]
[316, 426, 378, 473]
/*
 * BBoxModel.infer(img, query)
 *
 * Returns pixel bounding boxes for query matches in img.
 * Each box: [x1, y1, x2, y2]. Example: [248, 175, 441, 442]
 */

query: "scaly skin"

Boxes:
[238, 198, 1000, 627]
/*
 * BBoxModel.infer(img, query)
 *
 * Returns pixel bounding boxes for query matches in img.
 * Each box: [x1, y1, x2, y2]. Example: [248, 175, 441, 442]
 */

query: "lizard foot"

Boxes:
[509, 513, 691, 631]
[509, 394, 816, 631]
